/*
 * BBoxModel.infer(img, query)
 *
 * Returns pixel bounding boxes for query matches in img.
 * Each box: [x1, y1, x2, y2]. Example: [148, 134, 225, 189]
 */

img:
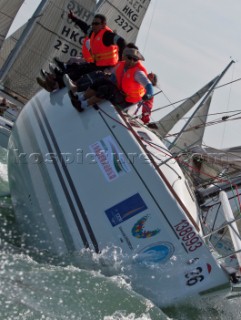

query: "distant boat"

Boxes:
[3, 0, 241, 308]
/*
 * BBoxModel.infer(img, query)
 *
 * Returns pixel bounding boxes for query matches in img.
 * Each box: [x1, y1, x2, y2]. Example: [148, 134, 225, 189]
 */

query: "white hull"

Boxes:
[7, 88, 230, 307]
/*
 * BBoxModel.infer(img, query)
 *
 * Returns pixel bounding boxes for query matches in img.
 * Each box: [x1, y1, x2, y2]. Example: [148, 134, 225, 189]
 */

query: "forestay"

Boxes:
[0, 0, 24, 49]
[96, 0, 151, 43]
[0, 0, 96, 102]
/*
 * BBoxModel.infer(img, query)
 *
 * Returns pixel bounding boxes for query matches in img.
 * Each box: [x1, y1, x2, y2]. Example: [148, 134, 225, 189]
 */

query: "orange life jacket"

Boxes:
[82, 37, 94, 63]
[90, 26, 119, 67]
[115, 61, 148, 103]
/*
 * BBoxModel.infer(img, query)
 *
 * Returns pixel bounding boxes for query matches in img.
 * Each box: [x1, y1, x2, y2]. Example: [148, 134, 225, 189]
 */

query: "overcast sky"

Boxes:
[9, 0, 241, 148]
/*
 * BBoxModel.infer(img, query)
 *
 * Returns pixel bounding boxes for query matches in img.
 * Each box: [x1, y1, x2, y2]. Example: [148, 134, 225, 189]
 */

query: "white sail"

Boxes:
[0, 0, 24, 49]
[0, 0, 96, 102]
[149, 77, 218, 138]
[167, 61, 235, 153]
[0, 24, 25, 72]
[170, 93, 213, 154]
[96, 0, 151, 43]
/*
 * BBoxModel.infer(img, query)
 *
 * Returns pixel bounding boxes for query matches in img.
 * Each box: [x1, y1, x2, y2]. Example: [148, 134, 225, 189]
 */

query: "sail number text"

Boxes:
[114, 15, 134, 33]
[174, 219, 203, 252]
[54, 40, 81, 57]
[185, 267, 204, 286]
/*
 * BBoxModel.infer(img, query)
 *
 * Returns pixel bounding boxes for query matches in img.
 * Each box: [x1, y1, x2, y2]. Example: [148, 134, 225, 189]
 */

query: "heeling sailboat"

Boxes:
[0, 0, 24, 50]
[6, 60, 241, 312]
[7, 86, 233, 307]
[0, 0, 97, 103]
[4, 0, 241, 308]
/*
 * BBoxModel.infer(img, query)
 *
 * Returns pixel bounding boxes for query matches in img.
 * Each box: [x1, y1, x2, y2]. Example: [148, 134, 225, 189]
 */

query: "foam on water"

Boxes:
[0, 248, 168, 320]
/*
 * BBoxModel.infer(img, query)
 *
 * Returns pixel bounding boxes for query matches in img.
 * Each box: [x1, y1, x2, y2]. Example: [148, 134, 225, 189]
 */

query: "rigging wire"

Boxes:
[165, 114, 241, 138]
[152, 76, 241, 114]
[141, 0, 157, 53]
[98, 105, 241, 219]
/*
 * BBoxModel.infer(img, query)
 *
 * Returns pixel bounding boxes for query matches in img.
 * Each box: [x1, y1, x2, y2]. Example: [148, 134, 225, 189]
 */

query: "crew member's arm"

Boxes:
[68, 10, 92, 36]
[135, 71, 154, 99]
[102, 31, 126, 60]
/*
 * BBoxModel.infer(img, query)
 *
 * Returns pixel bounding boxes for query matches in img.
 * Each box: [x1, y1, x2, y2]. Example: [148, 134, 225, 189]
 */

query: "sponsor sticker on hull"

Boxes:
[132, 215, 160, 239]
[89, 136, 131, 182]
[105, 193, 147, 227]
[135, 241, 175, 264]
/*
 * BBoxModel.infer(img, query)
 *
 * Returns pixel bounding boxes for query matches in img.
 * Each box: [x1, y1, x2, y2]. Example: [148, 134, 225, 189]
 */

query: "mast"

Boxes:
[0, 0, 48, 81]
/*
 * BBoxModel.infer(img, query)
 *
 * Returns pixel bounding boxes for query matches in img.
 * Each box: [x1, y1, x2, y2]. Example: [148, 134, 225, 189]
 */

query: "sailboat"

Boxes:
[2, 0, 241, 308]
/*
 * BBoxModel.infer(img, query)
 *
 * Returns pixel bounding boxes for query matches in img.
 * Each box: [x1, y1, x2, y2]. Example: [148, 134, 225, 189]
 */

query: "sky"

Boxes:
[8, 0, 241, 149]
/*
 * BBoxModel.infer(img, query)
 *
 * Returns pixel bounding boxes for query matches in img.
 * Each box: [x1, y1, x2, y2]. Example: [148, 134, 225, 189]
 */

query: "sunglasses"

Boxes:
[92, 22, 101, 26]
[126, 55, 138, 62]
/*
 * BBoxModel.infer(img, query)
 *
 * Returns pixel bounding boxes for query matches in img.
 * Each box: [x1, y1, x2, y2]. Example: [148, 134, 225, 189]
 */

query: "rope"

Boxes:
[166, 114, 241, 138]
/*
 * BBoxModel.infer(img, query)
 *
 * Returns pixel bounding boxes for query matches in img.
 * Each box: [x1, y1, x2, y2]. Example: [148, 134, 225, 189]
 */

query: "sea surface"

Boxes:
[0, 146, 241, 320]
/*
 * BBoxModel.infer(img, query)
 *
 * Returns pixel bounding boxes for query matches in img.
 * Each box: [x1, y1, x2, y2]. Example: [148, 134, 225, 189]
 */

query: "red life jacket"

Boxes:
[115, 61, 148, 103]
[82, 37, 94, 63]
[90, 26, 119, 67]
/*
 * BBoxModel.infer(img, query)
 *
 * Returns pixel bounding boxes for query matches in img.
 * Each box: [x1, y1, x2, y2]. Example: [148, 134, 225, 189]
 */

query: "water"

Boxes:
[0, 147, 241, 320]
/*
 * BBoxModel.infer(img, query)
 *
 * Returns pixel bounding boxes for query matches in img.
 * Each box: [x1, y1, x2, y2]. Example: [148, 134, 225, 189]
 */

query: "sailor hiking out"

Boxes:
[65, 43, 155, 114]
[37, 12, 126, 92]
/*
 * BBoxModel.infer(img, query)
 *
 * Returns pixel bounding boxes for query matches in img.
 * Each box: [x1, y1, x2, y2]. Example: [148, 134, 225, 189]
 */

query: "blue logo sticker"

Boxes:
[105, 193, 147, 227]
[135, 242, 175, 264]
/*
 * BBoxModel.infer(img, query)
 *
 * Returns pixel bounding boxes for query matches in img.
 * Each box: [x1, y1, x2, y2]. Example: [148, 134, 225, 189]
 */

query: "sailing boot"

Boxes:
[40, 69, 51, 79]
[63, 74, 78, 93]
[53, 57, 66, 72]
[68, 91, 84, 112]
[36, 77, 54, 92]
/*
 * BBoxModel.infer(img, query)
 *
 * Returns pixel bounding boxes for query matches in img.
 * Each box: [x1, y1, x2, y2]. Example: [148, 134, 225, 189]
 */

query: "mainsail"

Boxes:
[0, 0, 24, 50]
[96, 0, 151, 43]
[0, 0, 96, 102]
[0, 24, 25, 74]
